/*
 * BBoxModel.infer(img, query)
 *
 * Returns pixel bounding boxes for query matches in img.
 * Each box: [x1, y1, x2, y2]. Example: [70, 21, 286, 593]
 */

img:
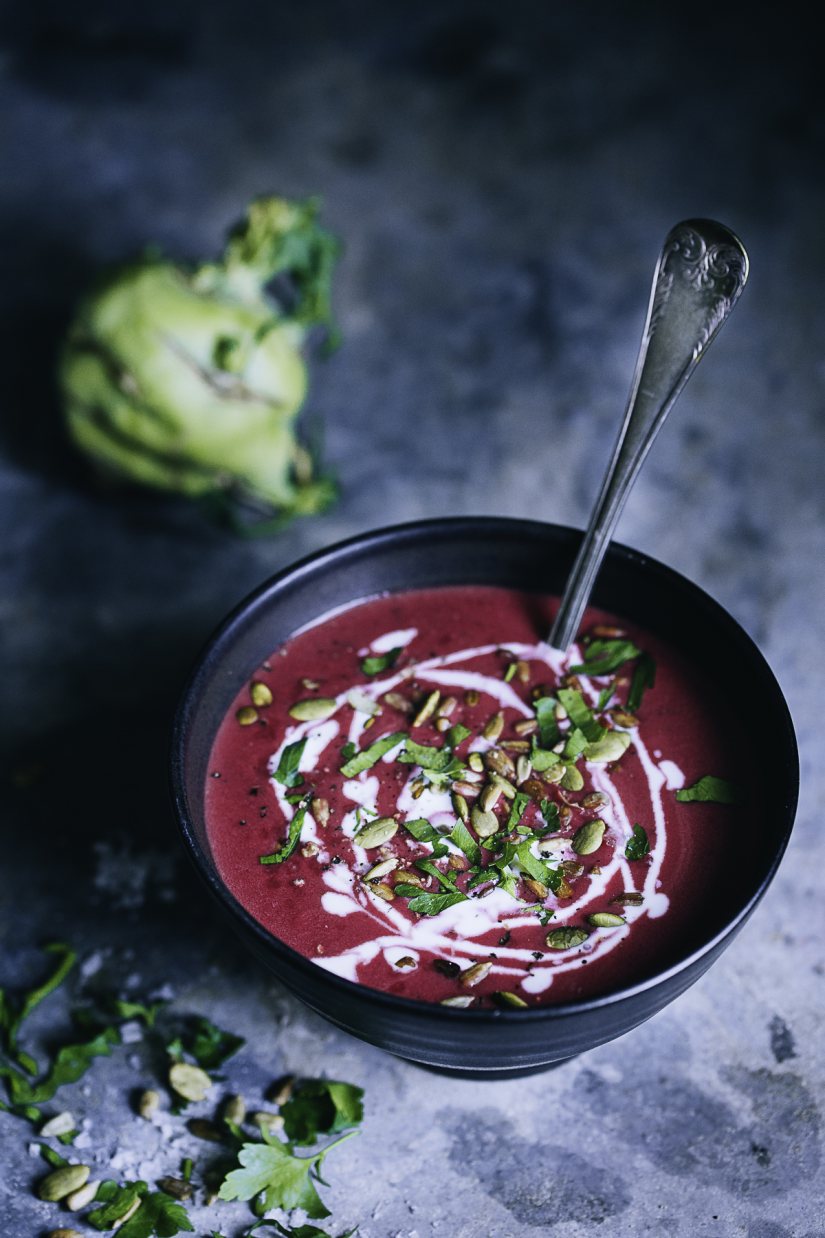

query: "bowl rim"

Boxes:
[170, 515, 799, 1026]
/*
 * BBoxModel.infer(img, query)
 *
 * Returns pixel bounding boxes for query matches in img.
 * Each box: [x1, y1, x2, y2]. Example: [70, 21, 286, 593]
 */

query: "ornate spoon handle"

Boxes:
[548, 218, 749, 650]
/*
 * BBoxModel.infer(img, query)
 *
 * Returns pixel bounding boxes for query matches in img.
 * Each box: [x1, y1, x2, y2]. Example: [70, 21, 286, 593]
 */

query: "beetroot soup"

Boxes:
[205, 586, 752, 1009]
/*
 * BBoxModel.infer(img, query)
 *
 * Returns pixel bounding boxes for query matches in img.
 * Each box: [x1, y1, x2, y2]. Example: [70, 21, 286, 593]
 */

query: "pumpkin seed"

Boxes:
[269, 1075, 295, 1105]
[560, 860, 585, 878]
[588, 912, 626, 928]
[412, 690, 440, 727]
[40, 1111, 75, 1137]
[451, 791, 469, 822]
[514, 719, 538, 736]
[484, 747, 515, 778]
[436, 695, 457, 718]
[516, 755, 533, 783]
[612, 891, 644, 906]
[250, 681, 273, 707]
[395, 869, 427, 888]
[479, 783, 502, 812]
[471, 807, 499, 839]
[545, 927, 589, 950]
[363, 857, 398, 882]
[482, 711, 504, 741]
[46, 1231, 84, 1238]
[585, 731, 632, 763]
[460, 960, 493, 987]
[494, 990, 529, 1008]
[440, 995, 474, 1008]
[464, 689, 480, 707]
[489, 772, 516, 799]
[187, 1118, 224, 1142]
[353, 816, 398, 848]
[138, 1089, 160, 1118]
[572, 818, 606, 856]
[384, 691, 413, 714]
[370, 881, 396, 901]
[224, 1094, 247, 1124]
[169, 1061, 212, 1102]
[288, 696, 337, 721]
[452, 779, 480, 798]
[610, 709, 639, 728]
[235, 706, 258, 726]
[516, 660, 531, 684]
[560, 764, 585, 791]
[157, 1177, 193, 1201]
[252, 1111, 285, 1133]
[38, 1165, 91, 1202]
[311, 797, 330, 827]
[435, 717, 451, 732]
[467, 752, 485, 773]
[523, 878, 548, 899]
[347, 688, 381, 715]
[66, 1182, 99, 1211]
[581, 791, 609, 809]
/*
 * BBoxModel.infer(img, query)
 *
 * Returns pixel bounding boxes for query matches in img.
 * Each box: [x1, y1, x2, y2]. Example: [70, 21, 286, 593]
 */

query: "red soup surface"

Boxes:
[205, 586, 754, 1008]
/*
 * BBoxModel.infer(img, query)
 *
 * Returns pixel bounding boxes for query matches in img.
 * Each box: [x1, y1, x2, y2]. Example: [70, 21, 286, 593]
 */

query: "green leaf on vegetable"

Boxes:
[676, 776, 739, 804]
[449, 819, 481, 865]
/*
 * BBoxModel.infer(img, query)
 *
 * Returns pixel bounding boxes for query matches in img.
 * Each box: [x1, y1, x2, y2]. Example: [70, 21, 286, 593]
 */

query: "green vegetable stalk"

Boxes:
[59, 196, 340, 525]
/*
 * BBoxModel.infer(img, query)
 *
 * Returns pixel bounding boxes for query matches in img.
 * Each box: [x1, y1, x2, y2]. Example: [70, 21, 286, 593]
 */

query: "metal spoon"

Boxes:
[548, 218, 749, 651]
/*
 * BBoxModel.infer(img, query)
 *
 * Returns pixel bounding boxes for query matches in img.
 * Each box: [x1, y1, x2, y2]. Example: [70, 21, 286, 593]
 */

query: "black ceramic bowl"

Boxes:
[170, 518, 798, 1078]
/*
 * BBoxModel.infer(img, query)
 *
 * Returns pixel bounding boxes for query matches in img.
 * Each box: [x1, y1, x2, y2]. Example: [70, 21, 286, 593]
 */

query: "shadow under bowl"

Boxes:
[170, 517, 798, 1078]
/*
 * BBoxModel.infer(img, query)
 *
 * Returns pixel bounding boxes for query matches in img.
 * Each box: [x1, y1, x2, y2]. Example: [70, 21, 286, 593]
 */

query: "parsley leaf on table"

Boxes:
[0, 941, 76, 1074]
[89, 1180, 193, 1236]
[280, 1079, 364, 1146]
[219, 1126, 357, 1219]
[166, 1015, 245, 1073]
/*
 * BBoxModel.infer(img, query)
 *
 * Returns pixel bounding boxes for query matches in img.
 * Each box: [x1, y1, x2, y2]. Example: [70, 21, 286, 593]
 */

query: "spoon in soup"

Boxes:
[548, 218, 749, 651]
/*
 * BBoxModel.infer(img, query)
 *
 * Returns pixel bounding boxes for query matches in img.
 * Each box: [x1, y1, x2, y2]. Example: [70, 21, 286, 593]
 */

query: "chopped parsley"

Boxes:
[280, 1080, 364, 1146]
[403, 817, 442, 843]
[360, 647, 401, 676]
[272, 740, 307, 789]
[449, 819, 482, 865]
[396, 888, 467, 916]
[625, 824, 651, 861]
[89, 1180, 193, 1235]
[505, 792, 530, 831]
[260, 798, 310, 865]
[676, 776, 739, 804]
[627, 652, 656, 712]
[339, 731, 406, 778]
[534, 696, 560, 748]
[166, 1016, 244, 1073]
[556, 688, 605, 743]
[570, 638, 641, 677]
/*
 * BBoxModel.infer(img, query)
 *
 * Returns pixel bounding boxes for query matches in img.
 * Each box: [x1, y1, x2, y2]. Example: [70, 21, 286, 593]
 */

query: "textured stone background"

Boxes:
[1, 2, 823, 1234]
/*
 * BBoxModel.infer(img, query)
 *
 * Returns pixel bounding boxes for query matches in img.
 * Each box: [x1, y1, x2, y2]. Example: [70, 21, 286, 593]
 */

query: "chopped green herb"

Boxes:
[531, 743, 561, 773]
[397, 888, 468, 915]
[596, 681, 616, 711]
[625, 824, 651, 861]
[676, 776, 739, 804]
[219, 1127, 356, 1219]
[403, 817, 441, 843]
[449, 819, 481, 865]
[340, 731, 406, 778]
[167, 1016, 244, 1072]
[89, 1179, 194, 1235]
[273, 740, 307, 789]
[360, 647, 401, 676]
[563, 727, 589, 760]
[627, 652, 656, 713]
[506, 792, 530, 831]
[570, 638, 641, 677]
[340, 741, 356, 763]
[534, 697, 560, 748]
[4, 1026, 119, 1107]
[260, 799, 310, 865]
[0, 941, 76, 1075]
[280, 1079, 364, 1146]
[557, 689, 605, 743]
[504, 662, 518, 682]
[413, 858, 459, 891]
[539, 799, 560, 831]
[447, 722, 471, 749]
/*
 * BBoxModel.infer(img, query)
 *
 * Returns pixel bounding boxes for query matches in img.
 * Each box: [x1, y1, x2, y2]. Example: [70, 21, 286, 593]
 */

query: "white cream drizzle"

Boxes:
[265, 631, 684, 996]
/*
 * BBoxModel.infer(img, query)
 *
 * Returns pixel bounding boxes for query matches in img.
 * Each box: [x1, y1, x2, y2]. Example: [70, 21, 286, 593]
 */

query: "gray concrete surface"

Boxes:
[1, 3, 823, 1234]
